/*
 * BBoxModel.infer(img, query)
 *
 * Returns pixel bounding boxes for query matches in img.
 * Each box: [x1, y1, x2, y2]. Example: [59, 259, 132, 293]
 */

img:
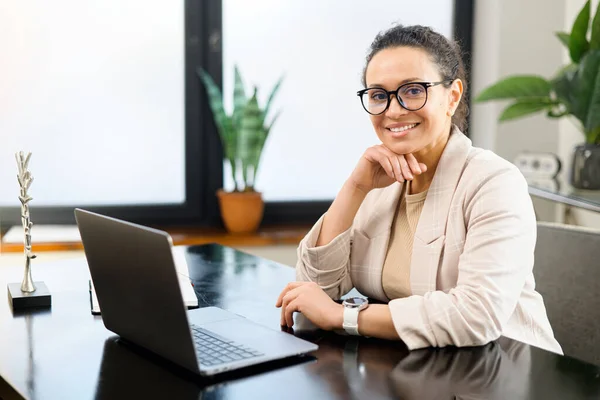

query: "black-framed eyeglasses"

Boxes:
[357, 80, 452, 115]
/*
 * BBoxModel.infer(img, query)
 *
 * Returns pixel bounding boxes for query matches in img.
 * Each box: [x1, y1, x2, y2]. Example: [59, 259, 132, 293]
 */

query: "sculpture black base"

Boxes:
[7, 282, 52, 310]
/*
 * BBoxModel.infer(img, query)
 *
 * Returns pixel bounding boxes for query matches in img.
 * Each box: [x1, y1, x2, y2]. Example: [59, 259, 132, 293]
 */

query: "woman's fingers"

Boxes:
[388, 155, 404, 182]
[280, 288, 300, 326]
[378, 147, 404, 182]
[374, 151, 396, 181]
[284, 299, 299, 327]
[280, 296, 290, 326]
[405, 153, 422, 175]
[379, 145, 428, 181]
[373, 145, 430, 183]
[397, 155, 413, 181]
[275, 282, 304, 307]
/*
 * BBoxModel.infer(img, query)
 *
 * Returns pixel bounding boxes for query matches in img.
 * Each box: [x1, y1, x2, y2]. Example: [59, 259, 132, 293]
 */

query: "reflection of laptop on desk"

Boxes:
[74, 208, 318, 377]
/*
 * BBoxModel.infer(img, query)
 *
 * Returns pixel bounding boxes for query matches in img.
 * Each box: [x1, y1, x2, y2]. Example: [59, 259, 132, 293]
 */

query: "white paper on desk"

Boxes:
[89, 247, 198, 314]
[3, 225, 81, 243]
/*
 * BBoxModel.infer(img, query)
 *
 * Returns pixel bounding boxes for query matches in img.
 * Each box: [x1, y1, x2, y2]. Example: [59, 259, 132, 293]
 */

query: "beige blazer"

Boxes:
[296, 127, 562, 354]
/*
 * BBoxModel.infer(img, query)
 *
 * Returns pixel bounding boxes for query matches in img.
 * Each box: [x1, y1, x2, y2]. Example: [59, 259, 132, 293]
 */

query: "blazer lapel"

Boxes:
[358, 181, 403, 301]
[410, 127, 472, 295]
[361, 182, 404, 238]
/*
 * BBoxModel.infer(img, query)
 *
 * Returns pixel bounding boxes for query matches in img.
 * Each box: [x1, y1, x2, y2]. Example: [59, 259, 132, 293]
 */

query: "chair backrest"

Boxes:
[534, 222, 600, 366]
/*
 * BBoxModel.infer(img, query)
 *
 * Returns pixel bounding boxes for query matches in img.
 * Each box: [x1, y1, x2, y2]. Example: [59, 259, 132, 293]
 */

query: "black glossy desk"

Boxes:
[1, 244, 600, 400]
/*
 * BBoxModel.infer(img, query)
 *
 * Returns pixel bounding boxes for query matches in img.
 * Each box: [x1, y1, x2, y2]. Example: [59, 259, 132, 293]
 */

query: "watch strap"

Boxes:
[343, 306, 360, 335]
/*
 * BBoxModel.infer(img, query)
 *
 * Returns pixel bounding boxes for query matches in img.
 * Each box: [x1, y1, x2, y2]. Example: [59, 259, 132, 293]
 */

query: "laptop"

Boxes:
[74, 208, 318, 376]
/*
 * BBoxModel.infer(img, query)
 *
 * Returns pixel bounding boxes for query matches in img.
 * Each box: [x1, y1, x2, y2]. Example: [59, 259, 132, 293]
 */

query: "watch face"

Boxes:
[343, 297, 368, 308]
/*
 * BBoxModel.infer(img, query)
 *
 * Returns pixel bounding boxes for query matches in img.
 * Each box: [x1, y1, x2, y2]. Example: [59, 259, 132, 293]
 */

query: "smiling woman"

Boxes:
[359, 44, 464, 195]
[276, 24, 563, 355]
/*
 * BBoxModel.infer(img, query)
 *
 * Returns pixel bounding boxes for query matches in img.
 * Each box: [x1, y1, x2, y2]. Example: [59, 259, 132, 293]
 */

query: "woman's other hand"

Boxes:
[349, 145, 427, 193]
[275, 282, 343, 330]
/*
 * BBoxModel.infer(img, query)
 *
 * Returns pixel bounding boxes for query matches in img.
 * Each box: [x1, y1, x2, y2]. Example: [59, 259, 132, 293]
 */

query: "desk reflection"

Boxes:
[294, 315, 531, 400]
[93, 336, 202, 400]
[93, 334, 316, 400]
[390, 338, 530, 399]
[87, 316, 588, 400]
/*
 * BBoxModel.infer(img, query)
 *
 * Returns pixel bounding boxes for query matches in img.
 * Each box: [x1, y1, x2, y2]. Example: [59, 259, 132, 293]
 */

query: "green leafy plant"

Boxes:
[198, 66, 283, 192]
[475, 0, 600, 144]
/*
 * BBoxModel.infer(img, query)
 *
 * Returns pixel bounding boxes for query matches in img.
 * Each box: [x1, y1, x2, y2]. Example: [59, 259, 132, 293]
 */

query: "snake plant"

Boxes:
[198, 66, 283, 192]
[475, 0, 600, 144]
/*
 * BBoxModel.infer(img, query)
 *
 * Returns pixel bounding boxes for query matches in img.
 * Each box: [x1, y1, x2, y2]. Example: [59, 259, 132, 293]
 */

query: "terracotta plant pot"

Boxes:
[216, 189, 265, 234]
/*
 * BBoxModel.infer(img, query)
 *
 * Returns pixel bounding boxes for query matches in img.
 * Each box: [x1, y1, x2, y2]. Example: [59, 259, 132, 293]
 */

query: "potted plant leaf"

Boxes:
[475, 0, 600, 189]
[198, 66, 283, 233]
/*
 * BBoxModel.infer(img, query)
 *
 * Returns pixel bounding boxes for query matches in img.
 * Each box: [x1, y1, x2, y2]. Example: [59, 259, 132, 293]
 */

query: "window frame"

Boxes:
[0, 0, 474, 228]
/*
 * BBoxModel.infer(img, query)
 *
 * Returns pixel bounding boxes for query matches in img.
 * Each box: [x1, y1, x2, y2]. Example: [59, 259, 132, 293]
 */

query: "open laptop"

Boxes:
[74, 208, 318, 376]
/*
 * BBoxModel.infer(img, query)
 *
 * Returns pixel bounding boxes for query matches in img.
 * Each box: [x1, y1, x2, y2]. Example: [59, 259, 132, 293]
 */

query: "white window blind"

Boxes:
[0, 0, 185, 207]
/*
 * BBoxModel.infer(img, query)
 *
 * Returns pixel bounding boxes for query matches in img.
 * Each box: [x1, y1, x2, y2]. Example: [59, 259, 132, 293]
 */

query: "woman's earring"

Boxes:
[447, 110, 454, 117]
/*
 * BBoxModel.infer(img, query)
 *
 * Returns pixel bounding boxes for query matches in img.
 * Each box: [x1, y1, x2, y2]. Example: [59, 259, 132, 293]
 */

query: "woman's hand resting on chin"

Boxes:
[349, 145, 427, 193]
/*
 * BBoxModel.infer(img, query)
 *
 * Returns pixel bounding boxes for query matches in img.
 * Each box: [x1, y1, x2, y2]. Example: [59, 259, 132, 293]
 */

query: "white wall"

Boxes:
[471, 0, 564, 159]
[470, 0, 567, 222]
[469, 0, 500, 150]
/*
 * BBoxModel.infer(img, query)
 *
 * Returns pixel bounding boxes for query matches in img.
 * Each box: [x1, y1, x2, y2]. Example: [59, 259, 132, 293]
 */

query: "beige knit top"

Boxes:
[381, 182, 428, 299]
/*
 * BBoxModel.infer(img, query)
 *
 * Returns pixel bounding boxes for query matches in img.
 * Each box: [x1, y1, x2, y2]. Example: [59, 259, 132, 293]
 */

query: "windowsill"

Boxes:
[0, 225, 311, 253]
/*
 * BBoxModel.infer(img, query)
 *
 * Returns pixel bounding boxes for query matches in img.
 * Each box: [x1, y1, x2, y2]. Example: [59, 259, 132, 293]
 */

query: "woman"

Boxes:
[275, 24, 562, 353]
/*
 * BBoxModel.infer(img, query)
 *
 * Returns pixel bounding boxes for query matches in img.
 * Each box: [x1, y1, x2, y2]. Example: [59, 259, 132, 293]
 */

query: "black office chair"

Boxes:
[533, 222, 600, 366]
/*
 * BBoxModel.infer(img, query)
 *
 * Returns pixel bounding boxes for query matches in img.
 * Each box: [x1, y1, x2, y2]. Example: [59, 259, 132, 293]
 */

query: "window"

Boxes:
[0, 0, 222, 226]
[0, 0, 473, 227]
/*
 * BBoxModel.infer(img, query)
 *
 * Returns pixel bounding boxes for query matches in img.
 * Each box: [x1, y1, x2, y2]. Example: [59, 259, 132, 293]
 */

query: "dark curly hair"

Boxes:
[362, 24, 469, 132]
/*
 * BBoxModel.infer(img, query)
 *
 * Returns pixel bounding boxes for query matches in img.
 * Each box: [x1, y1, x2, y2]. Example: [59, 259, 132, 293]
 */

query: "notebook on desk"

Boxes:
[89, 247, 198, 314]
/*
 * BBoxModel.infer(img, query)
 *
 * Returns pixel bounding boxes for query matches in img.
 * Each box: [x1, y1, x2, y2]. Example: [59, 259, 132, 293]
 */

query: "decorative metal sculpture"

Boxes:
[7, 151, 51, 310]
[16, 151, 37, 293]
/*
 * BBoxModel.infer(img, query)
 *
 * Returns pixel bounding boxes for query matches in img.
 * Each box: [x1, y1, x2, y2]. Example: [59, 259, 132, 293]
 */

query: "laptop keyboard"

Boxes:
[190, 325, 264, 367]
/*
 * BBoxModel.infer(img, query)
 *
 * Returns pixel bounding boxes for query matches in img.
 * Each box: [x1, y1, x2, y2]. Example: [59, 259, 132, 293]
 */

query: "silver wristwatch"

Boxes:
[342, 297, 369, 335]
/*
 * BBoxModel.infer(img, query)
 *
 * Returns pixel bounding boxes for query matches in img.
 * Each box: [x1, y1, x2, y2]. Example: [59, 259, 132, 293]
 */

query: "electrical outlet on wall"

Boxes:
[513, 152, 561, 179]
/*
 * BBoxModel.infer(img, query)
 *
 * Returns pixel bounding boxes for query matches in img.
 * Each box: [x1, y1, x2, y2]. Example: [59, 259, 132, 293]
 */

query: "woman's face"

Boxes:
[364, 46, 462, 156]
